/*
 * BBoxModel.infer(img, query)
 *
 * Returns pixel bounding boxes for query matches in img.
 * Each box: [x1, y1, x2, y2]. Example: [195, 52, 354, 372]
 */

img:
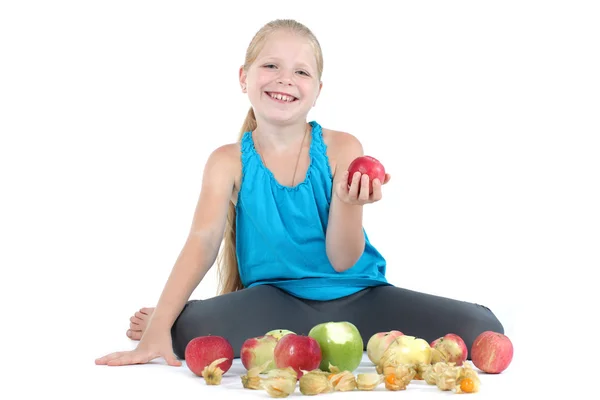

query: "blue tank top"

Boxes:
[235, 121, 391, 301]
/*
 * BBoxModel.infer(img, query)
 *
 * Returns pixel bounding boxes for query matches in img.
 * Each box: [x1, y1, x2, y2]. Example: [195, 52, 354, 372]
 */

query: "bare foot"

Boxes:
[126, 307, 154, 340]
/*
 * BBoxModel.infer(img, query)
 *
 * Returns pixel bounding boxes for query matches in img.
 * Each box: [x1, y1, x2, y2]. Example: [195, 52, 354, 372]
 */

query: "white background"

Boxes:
[1, 0, 598, 398]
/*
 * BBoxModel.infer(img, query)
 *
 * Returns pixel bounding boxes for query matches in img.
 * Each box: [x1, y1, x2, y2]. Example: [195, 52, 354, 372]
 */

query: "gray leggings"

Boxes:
[171, 284, 504, 360]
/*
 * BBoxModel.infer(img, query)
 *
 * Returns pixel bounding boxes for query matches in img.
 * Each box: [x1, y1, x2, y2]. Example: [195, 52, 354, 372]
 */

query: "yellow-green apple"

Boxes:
[430, 333, 468, 366]
[383, 335, 432, 365]
[184, 335, 234, 377]
[273, 334, 321, 378]
[366, 330, 404, 365]
[471, 331, 513, 373]
[265, 329, 295, 341]
[240, 335, 278, 372]
[308, 321, 364, 372]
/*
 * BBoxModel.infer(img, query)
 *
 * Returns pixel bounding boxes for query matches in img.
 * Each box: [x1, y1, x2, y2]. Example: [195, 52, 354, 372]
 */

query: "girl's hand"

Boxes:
[334, 171, 391, 205]
[95, 331, 181, 367]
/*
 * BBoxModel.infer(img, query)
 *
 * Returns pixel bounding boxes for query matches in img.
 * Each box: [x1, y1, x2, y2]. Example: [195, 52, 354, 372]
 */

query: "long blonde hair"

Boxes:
[215, 19, 324, 295]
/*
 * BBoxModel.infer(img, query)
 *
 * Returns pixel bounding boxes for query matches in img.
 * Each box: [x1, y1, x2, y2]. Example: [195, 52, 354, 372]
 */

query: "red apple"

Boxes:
[347, 155, 386, 194]
[430, 333, 468, 366]
[273, 334, 322, 378]
[240, 334, 278, 372]
[471, 331, 513, 374]
[366, 330, 404, 365]
[184, 335, 234, 377]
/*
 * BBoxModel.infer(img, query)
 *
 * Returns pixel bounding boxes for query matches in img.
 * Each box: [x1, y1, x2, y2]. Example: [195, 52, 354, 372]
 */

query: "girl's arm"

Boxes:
[325, 132, 367, 272]
[145, 144, 239, 333]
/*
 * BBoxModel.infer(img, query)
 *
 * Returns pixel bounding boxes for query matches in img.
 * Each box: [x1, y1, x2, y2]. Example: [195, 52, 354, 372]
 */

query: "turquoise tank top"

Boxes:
[235, 121, 391, 301]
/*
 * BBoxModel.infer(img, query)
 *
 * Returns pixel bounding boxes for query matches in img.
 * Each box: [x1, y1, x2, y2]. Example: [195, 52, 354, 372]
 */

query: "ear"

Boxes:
[239, 65, 247, 93]
[313, 81, 323, 107]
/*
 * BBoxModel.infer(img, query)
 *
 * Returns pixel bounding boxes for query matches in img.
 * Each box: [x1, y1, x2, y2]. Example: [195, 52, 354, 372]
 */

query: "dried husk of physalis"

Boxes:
[266, 367, 298, 380]
[299, 370, 334, 395]
[422, 362, 446, 385]
[381, 362, 420, 379]
[356, 373, 384, 391]
[413, 362, 429, 380]
[328, 370, 357, 391]
[241, 360, 272, 390]
[376, 345, 400, 374]
[384, 364, 416, 391]
[261, 367, 298, 398]
[325, 363, 357, 392]
[303, 368, 331, 377]
[435, 363, 462, 391]
[455, 362, 481, 394]
[201, 358, 228, 385]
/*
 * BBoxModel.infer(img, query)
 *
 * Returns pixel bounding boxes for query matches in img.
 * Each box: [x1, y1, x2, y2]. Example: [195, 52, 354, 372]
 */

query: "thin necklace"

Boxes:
[255, 124, 310, 186]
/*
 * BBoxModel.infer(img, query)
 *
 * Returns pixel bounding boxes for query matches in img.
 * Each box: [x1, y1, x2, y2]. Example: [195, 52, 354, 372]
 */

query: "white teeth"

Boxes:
[268, 92, 295, 102]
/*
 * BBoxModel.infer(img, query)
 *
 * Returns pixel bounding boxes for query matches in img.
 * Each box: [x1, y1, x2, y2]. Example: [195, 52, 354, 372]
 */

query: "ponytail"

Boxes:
[216, 106, 257, 295]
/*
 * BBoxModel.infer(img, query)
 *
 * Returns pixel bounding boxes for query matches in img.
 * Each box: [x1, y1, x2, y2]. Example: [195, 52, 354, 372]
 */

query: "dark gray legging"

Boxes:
[171, 284, 504, 360]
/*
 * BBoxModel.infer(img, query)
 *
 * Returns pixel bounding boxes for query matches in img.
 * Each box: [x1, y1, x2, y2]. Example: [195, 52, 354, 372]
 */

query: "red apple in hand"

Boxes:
[185, 335, 234, 377]
[240, 334, 278, 372]
[471, 331, 513, 374]
[273, 334, 321, 378]
[430, 333, 468, 366]
[347, 156, 386, 194]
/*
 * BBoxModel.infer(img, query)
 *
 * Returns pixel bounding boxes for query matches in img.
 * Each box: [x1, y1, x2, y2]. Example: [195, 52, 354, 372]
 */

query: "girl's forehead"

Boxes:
[257, 31, 315, 61]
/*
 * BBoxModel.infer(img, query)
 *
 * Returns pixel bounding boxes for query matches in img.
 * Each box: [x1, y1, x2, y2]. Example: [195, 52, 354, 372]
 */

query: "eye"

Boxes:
[264, 64, 277, 69]
[296, 70, 310, 76]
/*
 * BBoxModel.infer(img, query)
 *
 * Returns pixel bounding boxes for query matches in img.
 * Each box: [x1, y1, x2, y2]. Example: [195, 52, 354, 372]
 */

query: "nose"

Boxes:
[276, 69, 294, 85]
[277, 78, 292, 85]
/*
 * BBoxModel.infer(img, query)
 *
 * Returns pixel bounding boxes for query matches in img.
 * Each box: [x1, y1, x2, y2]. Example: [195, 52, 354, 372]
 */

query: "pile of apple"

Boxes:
[183, 320, 513, 396]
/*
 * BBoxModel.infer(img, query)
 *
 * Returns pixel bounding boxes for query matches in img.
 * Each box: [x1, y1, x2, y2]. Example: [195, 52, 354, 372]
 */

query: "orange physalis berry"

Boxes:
[460, 378, 475, 393]
[385, 374, 395, 385]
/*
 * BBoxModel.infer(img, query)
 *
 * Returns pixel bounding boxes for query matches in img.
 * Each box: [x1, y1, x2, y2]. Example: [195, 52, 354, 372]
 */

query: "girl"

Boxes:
[95, 19, 504, 367]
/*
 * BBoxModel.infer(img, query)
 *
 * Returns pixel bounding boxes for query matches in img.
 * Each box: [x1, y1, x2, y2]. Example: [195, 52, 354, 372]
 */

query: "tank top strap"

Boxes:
[308, 120, 325, 152]
[240, 130, 256, 175]
[308, 120, 334, 181]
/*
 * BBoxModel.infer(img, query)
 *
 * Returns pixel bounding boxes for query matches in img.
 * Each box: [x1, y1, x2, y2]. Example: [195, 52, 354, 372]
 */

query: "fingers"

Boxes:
[371, 178, 383, 201]
[358, 174, 370, 202]
[336, 171, 387, 204]
[95, 351, 126, 365]
[383, 173, 391, 185]
[106, 351, 156, 366]
[347, 171, 362, 198]
[96, 349, 180, 367]
[337, 171, 350, 194]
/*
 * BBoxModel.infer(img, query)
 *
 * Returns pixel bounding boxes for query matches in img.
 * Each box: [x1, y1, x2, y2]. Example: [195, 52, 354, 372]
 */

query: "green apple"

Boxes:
[265, 329, 295, 341]
[308, 321, 364, 372]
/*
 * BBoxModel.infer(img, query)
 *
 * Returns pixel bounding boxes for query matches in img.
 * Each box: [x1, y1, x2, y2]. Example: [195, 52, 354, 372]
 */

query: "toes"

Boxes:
[140, 307, 153, 315]
[129, 324, 141, 332]
[134, 311, 147, 320]
[130, 316, 141, 325]
[126, 329, 143, 340]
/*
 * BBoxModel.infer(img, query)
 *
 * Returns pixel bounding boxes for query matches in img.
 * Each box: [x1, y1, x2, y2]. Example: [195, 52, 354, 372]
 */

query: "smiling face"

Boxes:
[240, 29, 322, 125]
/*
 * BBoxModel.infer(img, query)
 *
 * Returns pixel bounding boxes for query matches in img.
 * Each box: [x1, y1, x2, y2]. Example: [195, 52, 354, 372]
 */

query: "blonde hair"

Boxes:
[215, 19, 324, 295]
